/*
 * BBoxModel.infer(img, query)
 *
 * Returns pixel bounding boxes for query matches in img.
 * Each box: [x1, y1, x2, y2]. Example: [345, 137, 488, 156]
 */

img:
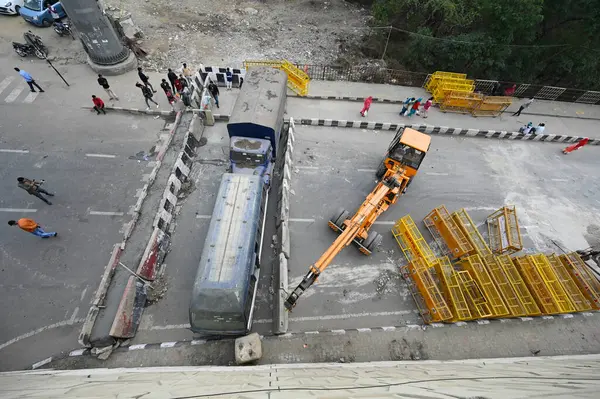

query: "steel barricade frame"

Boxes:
[455, 270, 493, 318]
[436, 256, 472, 321]
[486, 206, 523, 255]
[497, 255, 541, 316]
[547, 254, 592, 312]
[407, 258, 453, 323]
[424, 206, 473, 258]
[512, 256, 558, 314]
[480, 253, 527, 317]
[534, 86, 567, 101]
[458, 254, 510, 317]
[530, 254, 575, 313]
[559, 253, 600, 309]
[575, 91, 600, 104]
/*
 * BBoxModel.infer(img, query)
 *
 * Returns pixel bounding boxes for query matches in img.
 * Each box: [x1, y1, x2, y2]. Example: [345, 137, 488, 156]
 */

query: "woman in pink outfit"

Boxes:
[422, 97, 433, 118]
[360, 96, 373, 117]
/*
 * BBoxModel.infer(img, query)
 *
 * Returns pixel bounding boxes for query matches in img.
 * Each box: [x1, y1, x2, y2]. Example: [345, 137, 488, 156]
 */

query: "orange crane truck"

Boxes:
[285, 127, 432, 310]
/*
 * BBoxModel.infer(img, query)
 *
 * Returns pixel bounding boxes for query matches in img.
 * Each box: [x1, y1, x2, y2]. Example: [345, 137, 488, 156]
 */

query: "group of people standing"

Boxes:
[359, 96, 433, 119]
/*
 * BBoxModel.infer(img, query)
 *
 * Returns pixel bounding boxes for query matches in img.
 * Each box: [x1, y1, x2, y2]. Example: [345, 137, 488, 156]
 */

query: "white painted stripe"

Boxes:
[476, 320, 490, 325]
[357, 328, 372, 333]
[304, 331, 319, 335]
[464, 206, 498, 212]
[425, 172, 449, 176]
[195, 214, 212, 219]
[22, 91, 38, 104]
[381, 326, 396, 331]
[0, 76, 15, 93]
[32, 357, 52, 370]
[68, 307, 80, 324]
[373, 221, 396, 225]
[296, 166, 319, 170]
[429, 323, 445, 328]
[128, 344, 147, 350]
[550, 178, 569, 182]
[69, 348, 87, 357]
[289, 218, 316, 223]
[331, 329, 346, 334]
[561, 314, 574, 319]
[357, 168, 376, 172]
[160, 342, 177, 348]
[0, 318, 84, 351]
[582, 312, 594, 317]
[85, 153, 116, 158]
[150, 323, 190, 330]
[0, 149, 29, 153]
[4, 85, 24, 103]
[542, 316, 554, 320]
[191, 340, 206, 346]
[289, 310, 414, 323]
[453, 322, 467, 327]
[406, 324, 422, 330]
[499, 318, 512, 323]
[280, 333, 294, 338]
[0, 208, 37, 213]
[89, 211, 124, 216]
[520, 317, 533, 321]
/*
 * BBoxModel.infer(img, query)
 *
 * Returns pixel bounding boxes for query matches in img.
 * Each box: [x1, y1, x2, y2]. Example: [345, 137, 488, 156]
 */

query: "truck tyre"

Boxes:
[334, 210, 350, 228]
[362, 232, 378, 252]
[331, 208, 346, 225]
[376, 162, 387, 179]
[366, 232, 383, 252]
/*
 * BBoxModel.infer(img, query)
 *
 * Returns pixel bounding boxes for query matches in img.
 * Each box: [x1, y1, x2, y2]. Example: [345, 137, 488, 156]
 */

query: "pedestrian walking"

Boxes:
[225, 68, 233, 90]
[137, 67, 157, 93]
[421, 97, 433, 118]
[563, 137, 590, 154]
[160, 78, 171, 94]
[8, 219, 57, 238]
[97, 74, 119, 100]
[513, 98, 534, 116]
[207, 80, 220, 108]
[360, 96, 373, 117]
[400, 97, 414, 116]
[136, 82, 159, 110]
[167, 68, 178, 94]
[504, 84, 517, 96]
[408, 98, 422, 117]
[14, 67, 44, 93]
[174, 77, 183, 94]
[178, 75, 188, 92]
[17, 177, 54, 205]
[91, 95, 106, 115]
[182, 62, 193, 83]
[239, 77, 244, 89]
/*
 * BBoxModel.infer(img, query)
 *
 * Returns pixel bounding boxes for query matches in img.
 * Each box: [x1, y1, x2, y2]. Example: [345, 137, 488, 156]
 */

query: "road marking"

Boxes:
[160, 342, 177, 348]
[357, 328, 372, 333]
[22, 91, 39, 104]
[0, 149, 29, 153]
[89, 211, 124, 216]
[80, 286, 89, 302]
[0, 76, 15, 93]
[373, 221, 396, 225]
[195, 214, 212, 219]
[304, 331, 319, 335]
[149, 323, 190, 330]
[0, 208, 37, 213]
[128, 344, 147, 350]
[32, 357, 52, 370]
[69, 348, 86, 357]
[357, 168, 376, 172]
[296, 166, 319, 170]
[464, 206, 499, 212]
[429, 323, 445, 328]
[191, 340, 207, 346]
[331, 329, 346, 334]
[454, 322, 468, 327]
[381, 326, 396, 331]
[5, 85, 24, 103]
[519, 317, 533, 321]
[68, 307, 79, 324]
[550, 178, 569, 182]
[289, 218, 316, 223]
[0, 318, 84, 351]
[85, 153, 116, 158]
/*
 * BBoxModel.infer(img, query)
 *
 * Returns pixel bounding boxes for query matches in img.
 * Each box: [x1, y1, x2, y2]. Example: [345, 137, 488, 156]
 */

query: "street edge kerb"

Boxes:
[77, 111, 184, 348]
[109, 113, 204, 340]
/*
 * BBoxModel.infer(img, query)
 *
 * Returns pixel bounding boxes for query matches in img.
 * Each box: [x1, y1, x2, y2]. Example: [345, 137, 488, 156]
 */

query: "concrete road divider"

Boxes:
[109, 276, 148, 338]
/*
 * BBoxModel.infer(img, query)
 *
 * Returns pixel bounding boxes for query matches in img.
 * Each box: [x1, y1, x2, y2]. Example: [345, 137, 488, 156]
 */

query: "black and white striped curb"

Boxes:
[292, 118, 600, 145]
[33, 310, 599, 369]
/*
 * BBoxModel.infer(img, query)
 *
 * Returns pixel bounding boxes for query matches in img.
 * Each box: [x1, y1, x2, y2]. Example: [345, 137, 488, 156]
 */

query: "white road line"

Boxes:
[550, 178, 569, 182]
[0, 149, 29, 153]
[160, 342, 177, 348]
[464, 206, 499, 212]
[331, 329, 346, 334]
[68, 307, 79, 324]
[381, 326, 396, 331]
[149, 323, 190, 330]
[89, 211, 124, 216]
[32, 357, 52, 370]
[304, 331, 319, 335]
[289, 218, 316, 223]
[296, 166, 319, 170]
[425, 172, 449, 176]
[373, 221, 396, 225]
[357, 168, 376, 172]
[22, 91, 39, 104]
[357, 328, 372, 333]
[85, 153, 116, 158]
[69, 348, 86, 357]
[128, 344, 147, 350]
[0, 318, 84, 351]
[195, 214, 212, 219]
[5, 85, 24, 103]
[0, 76, 15, 93]
[0, 208, 37, 213]
[80, 286, 89, 302]
[191, 340, 206, 346]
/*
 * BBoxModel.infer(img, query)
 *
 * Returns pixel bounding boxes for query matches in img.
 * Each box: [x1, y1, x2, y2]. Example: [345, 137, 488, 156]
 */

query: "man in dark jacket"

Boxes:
[207, 80, 220, 108]
[136, 82, 159, 110]
[138, 67, 156, 92]
[17, 177, 54, 205]
[160, 78, 171, 94]
[97, 74, 118, 100]
[167, 69, 178, 94]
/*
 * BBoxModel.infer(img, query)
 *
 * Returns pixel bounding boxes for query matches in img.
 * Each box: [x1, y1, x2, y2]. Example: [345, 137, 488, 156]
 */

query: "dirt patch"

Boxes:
[233, 138, 262, 150]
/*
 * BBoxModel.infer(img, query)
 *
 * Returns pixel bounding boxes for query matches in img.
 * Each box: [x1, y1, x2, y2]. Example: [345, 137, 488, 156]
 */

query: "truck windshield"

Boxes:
[390, 145, 425, 169]
[230, 151, 266, 165]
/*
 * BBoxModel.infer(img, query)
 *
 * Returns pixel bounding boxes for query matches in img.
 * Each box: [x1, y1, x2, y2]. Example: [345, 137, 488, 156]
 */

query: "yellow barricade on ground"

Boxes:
[243, 59, 310, 96]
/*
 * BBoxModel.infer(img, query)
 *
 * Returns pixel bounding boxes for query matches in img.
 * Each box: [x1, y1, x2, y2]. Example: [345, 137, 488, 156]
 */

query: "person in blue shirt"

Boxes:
[14, 67, 44, 93]
[226, 68, 233, 90]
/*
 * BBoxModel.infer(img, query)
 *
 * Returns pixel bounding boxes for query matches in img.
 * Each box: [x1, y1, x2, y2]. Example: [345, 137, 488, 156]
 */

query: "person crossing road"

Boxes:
[8, 219, 57, 238]
[17, 177, 54, 205]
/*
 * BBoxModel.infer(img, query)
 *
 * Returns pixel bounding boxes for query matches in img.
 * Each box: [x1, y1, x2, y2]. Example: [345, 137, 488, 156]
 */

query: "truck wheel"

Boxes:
[331, 208, 346, 225]
[362, 232, 377, 251]
[366, 232, 383, 252]
[376, 162, 386, 179]
[334, 210, 350, 228]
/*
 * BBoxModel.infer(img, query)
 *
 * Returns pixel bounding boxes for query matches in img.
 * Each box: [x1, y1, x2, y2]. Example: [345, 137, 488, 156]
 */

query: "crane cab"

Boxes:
[376, 128, 431, 180]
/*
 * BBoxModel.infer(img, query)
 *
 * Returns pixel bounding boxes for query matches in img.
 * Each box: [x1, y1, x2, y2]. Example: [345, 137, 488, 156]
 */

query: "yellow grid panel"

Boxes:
[435, 256, 472, 321]
[406, 258, 453, 323]
[400, 264, 434, 324]
[451, 209, 491, 256]
[425, 72, 468, 92]
[393, 216, 438, 267]
[458, 255, 510, 317]
[496, 255, 541, 316]
[547, 254, 592, 311]
[486, 206, 523, 254]
[455, 270, 493, 318]
[559, 253, 600, 310]
[530, 254, 575, 313]
[512, 256, 558, 314]
[424, 206, 473, 259]
[479, 253, 527, 317]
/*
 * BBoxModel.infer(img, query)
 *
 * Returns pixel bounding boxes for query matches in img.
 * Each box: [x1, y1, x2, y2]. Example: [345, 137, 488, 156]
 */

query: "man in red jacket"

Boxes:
[92, 95, 106, 114]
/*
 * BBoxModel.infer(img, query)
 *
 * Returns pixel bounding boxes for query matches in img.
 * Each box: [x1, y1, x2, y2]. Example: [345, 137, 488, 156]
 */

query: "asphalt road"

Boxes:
[0, 82, 165, 371]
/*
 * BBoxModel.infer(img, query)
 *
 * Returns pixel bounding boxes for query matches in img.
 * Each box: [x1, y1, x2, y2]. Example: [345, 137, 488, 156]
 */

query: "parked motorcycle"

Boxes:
[53, 21, 74, 39]
[13, 31, 48, 59]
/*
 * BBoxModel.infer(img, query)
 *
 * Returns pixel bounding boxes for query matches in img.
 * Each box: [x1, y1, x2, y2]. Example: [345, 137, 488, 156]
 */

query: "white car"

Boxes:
[0, 0, 23, 15]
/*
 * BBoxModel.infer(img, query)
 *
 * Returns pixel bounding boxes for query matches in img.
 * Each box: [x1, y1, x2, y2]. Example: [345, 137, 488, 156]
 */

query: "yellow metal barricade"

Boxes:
[512, 256, 559, 314]
[547, 254, 592, 311]
[458, 254, 510, 317]
[497, 255, 541, 316]
[439, 92, 483, 114]
[392, 215, 438, 267]
[435, 256, 472, 321]
[486, 206, 523, 254]
[425, 72, 468, 92]
[243, 59, 310, 96]
[481, 254, 527, 317]
[432, 81, 475, 103]
[559, 253, 600, 310]
[472, 96, 513, 117]
[455, 270, 493, 318]
[404, 258, 453, 323]
[530, 254, 575, 313]
[424, 205, 473, 259]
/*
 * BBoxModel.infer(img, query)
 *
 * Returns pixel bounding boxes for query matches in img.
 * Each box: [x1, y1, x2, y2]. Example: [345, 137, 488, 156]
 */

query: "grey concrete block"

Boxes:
[278, 253, 288, 290]
[235, 333, 262, 364]
[281, 220, 290, 259]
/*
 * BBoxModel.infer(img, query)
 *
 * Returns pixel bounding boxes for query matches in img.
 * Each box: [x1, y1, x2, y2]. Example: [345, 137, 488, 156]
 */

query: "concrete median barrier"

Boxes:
[109, 276, 148, 338]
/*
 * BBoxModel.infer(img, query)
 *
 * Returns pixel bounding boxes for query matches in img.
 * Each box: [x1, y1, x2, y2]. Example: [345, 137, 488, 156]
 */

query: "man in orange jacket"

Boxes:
[8, 219, 57, 238]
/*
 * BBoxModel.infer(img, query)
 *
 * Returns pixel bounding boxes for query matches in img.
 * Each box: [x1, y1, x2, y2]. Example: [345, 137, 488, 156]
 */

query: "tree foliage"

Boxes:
[368, 0, 600, 89]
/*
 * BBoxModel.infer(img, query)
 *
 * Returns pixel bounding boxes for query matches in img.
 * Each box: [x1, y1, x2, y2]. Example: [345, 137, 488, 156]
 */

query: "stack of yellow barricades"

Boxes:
[243, 59, 310, 96]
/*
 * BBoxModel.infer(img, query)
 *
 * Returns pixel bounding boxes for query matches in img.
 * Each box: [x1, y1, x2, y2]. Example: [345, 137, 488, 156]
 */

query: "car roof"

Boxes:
[400, 128, 431, 152]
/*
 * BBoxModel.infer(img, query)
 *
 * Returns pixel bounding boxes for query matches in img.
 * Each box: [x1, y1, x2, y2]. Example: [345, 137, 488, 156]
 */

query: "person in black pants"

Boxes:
[208, 80, 220, 108]
[138, 67, 156, 92]
[17, 177, 54, 205]
[167, 68, 178, 94]
[136, 82, 159, 109]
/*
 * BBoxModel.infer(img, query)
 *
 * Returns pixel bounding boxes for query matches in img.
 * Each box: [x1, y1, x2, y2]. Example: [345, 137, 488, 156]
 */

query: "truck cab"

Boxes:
[229, 136, 274, 186]
[376, 127, 431, 181]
